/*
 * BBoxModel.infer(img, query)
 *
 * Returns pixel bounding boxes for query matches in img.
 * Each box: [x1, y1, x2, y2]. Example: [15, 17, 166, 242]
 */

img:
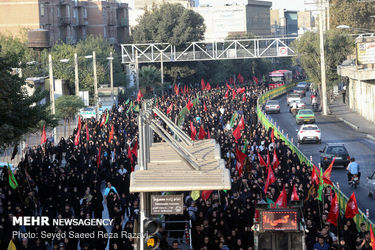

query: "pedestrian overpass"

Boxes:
[121, 36, 298, 64]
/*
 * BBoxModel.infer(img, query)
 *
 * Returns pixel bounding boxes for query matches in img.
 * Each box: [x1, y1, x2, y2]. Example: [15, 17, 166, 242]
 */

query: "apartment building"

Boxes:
[0, 0, 130, 45]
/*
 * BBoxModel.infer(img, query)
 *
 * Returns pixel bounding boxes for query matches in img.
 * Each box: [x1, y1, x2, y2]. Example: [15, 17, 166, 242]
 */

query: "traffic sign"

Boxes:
[151, 194, 183, 215]
[278, 47, 288, 56]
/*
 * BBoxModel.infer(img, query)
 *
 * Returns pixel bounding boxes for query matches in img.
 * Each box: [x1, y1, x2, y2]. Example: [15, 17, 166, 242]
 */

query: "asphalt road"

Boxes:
[268, 92, 375, 221]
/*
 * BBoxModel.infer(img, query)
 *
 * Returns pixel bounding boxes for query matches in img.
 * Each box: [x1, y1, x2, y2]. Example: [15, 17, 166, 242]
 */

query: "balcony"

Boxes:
[59, 0, 70, 5]
[119, 18, 128, 27]
[108, 16, 116, 26]
[108, 37, 117, 45]
[79, 17, 88, 26]
[59, 16, 71, 26]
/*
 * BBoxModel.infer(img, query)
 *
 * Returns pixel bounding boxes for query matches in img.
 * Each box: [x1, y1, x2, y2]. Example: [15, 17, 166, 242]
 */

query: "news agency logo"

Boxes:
[12, 216, 114, 226]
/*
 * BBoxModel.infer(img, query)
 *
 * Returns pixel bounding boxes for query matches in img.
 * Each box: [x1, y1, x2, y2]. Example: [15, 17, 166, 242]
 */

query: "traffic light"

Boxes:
[144, 218, 162, 250]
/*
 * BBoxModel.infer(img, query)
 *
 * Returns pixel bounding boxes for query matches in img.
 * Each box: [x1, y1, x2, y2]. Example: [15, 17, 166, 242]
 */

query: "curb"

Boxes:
[338, 117, 360, 130]
[367, 134, 375, 142]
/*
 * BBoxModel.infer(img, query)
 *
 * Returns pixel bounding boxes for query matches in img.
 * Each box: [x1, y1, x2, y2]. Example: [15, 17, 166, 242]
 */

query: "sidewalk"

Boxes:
[329, 98, 375, 141]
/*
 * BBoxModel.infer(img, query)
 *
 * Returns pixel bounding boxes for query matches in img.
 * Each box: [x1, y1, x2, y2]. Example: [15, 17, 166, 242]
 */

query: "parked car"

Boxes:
[287, 93, 301, 106]
[367, 171, 375, 198]
[297, 124, 321, 144]
[265, 100, 280, 114]
[296, 109, 315, 124]
[293, 86, 306, 97]
[319, 143, 350, 168]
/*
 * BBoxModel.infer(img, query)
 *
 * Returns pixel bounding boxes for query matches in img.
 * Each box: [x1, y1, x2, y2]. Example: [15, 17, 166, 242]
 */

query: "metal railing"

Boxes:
[164, 220, 192, 249]
[257, 82, 375, 231]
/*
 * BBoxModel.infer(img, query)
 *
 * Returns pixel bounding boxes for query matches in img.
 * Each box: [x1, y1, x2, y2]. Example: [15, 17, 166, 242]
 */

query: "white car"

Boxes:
[297, 124, 321, 144]
[265, 100, 280, 114]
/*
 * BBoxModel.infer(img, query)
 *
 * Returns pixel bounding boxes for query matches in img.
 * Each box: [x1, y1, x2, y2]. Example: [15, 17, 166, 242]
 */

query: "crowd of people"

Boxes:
[0, 76, 369, 250]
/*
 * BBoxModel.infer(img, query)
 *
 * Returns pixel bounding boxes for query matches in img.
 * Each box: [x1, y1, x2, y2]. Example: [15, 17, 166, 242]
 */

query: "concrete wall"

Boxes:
[348, 79, 375, 124]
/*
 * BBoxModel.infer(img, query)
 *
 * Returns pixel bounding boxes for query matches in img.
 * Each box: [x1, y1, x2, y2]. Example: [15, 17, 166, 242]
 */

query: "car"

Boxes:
[293, 86, 306, 97]
[265, 100, 280, 114]
[319, 143, 350, 169]
[367, 171, 375, 198]
[296, 109, 315, 124]
[289, 99, 305, 112]
[297, 124, 321, 144]
[287, 93, 301, 106]
[297, 81, 309, 91]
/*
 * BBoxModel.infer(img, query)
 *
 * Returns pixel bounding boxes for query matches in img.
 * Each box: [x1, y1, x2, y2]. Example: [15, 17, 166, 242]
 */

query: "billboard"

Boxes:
[356, 42, 375, 65]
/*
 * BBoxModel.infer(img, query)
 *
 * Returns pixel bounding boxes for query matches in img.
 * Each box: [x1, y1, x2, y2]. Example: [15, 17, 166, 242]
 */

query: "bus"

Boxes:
[269, 70, 293, 85]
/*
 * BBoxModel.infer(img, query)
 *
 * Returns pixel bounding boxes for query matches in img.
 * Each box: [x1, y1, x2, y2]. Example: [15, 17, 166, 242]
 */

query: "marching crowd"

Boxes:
[0, 77, 370, 250]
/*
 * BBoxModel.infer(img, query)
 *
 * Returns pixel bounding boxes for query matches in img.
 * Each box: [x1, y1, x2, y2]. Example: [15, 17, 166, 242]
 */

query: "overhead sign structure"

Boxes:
[356, 42, 375, 65]
[260, 209, 299, 231]
[151, 195, 184, 215]
[278, 47, 288, 56]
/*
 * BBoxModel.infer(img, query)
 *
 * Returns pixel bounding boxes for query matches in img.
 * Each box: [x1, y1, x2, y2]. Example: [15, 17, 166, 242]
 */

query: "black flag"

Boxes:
[11, 144, 18, 160]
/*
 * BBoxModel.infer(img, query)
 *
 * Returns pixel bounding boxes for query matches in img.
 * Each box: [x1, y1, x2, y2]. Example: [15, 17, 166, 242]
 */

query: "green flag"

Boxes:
[105, 112, 109, 124]
[125, 99, 130, 105]
[242, 139, 249, 153]
[267, 198, 275, 208]
[262, 75, 266, 82]
[7, 163, 18, 190]
[133, 105, 140, 112]
[126, 101, 133, 113]
[229, 111, 238, 128]
[223, 190, 228, 193]
[317, 170, 324, 201]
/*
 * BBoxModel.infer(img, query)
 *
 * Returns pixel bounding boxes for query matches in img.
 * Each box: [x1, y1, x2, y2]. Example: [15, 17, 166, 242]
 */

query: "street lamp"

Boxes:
[85, 52, 98, 119]
[107, 53, 115, 106]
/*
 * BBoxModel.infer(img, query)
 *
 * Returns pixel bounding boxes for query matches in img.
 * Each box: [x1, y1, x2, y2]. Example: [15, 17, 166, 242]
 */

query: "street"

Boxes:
[269, 92, 375, 221]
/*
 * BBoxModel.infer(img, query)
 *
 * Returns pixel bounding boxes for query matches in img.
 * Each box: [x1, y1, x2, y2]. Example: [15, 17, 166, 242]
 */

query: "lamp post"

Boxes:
[107, 52, 115, 106]
[85, 53, 98, 119]
[48, 54, 57, 143]
[319, 0, 328, 115]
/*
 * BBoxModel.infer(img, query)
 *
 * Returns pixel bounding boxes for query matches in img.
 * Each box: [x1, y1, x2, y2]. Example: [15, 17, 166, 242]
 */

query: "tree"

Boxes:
[292, 29, 354, 103]
[55, 96, 84, 137]
[132, 3, 205, 46]
[0, 47, 57, 148]
[139, 65, 161, 97]
[330, 0, 375, 31]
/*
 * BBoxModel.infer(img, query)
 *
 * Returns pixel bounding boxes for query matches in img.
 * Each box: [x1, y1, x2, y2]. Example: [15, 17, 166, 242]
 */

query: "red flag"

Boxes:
[311, 165, 320, 185]
[167, 104, 173, 114]
[327, 193, 339, 226]
[187, 86, 189, 94]
[224, 90, 229, 99]
[74, 128, 80, 146]
[198, 126, 207, 140]
[207, 130, 211, 139]
[97, 146, 101, 168]
[174, 84, 179, 95]
[86, 124, 89, 141]
[323, 157, 336, 185]
[235, 147, 247, 177]
[232, 89, 236, 100]
[206, 82, 211, 91]
[203, 101, 207, 112]
[186, 99, 193, 111]
[264, 165, 276, 194]
[233, 124, 241, 142]
[271, 128, 275, 143]
[238, 73, 244, 84]
[132, 140, 138, 158]
[272, 150, 279, 170]
[190, 122, 197, 141]
[291, 184, 299, 201]
[136, 90, 143, 102]
[202, 190, 213, 201]
[100, 112, 106, 127]
[201, 79, 205, 91]
[237, 87, 245, 94]
[345, 192, 359, 218]
[77, 116, 82, 131]
[108, 124, 114, 142]
[128, 145, 133, 164]
[257, 150, 267, 167]
[238, 116, 245, 130]
[274, 185, 287, 208]
[229, 76, 234, 85]
[253, 76, 259, 84]
[41, 124, 47, 144]
[267, 150, 270, 167]
[226, 82, 232, 90]
[370, 226, 375, 250]
[242, 94, 246, 102]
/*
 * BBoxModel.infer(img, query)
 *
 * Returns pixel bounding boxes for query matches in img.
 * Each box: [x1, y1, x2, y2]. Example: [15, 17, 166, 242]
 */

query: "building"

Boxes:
[270, 9, 298, 36]
[0, 0, 130, 45]
[337, 36, 375, 124]
[193, 0, 272, 41]
[297, 10, 316, 35]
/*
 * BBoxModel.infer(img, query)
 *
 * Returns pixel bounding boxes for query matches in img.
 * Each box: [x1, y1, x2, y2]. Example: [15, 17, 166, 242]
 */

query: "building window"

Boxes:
[40, 3, 45, 16]
[104, 26, 107, 38]
[83, 8, 87, 18]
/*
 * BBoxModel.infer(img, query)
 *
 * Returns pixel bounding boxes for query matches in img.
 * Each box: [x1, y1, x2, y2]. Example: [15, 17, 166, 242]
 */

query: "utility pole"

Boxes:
[109, 51, 114, 106]
[161, 51, 164, 96]
[93, 51, 99, 119]
[74, 53, 79, 97]
[48, 54, 57, 143]
[135, 50, 139, 91]
[319, 0, 328, 115]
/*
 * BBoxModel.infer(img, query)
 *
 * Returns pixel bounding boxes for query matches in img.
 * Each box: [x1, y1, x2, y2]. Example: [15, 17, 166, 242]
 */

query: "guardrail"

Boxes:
[257, 82, 374, 231]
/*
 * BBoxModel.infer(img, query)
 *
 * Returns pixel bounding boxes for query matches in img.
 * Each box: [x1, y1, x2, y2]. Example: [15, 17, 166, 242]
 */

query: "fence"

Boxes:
[257, 82, 375, 231]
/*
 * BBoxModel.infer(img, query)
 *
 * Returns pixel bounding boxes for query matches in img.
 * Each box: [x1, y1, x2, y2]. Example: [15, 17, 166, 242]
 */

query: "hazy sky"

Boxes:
[269, 0, 306, 11]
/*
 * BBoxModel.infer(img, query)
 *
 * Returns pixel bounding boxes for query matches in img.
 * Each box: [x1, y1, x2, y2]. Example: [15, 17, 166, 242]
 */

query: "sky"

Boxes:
[269, 0, 306, 11]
